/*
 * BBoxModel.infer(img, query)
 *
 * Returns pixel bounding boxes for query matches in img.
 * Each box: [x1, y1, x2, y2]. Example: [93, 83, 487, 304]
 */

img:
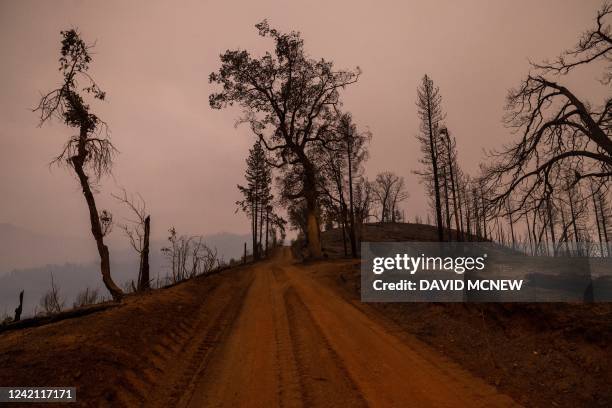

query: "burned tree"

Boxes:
[161, 227, 219, 283]
[439, 127, 463, 240]
[40, 273, 64, 314]
[209, 21, 360, 258]
[415, 75, 446, 241]
[14, 291, 24, 322]
[372, 172, 409, 223]
[484, 3, 612, 221]
[34, 29, 123, 300]
[113, 189, 151, 291]
[337, 113, 370, 256]
[317, 112, 370, 257]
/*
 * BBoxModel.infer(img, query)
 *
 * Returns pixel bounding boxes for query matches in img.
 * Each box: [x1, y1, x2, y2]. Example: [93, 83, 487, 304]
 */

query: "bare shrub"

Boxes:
[73, 287, 100, 308]
[162, 228, 220, 283]
[40, 273, 64, 314]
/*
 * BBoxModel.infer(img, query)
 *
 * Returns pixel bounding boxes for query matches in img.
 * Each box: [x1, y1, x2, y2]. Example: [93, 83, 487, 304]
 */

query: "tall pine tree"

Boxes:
[415, 75, 445, 241]
[237, 141, 273, 260]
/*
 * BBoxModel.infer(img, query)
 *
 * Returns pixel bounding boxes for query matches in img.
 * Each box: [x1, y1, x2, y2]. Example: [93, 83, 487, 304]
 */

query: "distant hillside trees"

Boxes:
[415, 75, 445, 241]
[209, 20, 360, 258]
[34, 29, 123, 301]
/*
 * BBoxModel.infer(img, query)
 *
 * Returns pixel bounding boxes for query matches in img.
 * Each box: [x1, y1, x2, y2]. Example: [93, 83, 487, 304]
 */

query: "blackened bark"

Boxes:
[139, 215, 151, 290]
[14, 290, 24, 322]
[347, 140, 357, 257]
[428, 118, 443, 241]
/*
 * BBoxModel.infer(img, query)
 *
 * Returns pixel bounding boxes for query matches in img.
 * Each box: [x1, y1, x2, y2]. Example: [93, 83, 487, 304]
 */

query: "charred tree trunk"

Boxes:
[347, 140, 357, 257]
[304, 161, 323, 258]
[442, 169, 451, 240]
[430, 130, 444, 241]
[473, 192, 481, 240]
[546, 196, 557, 256]
[259, 196, 264, 257]
[139, 215, 151, 290]
[341, 212, 348, 257]
[525, 213, 534, 255]
[592, 187, 604, 256]
[71, 130, 123, 301]
[448, 162, 460, 241]
[464, 189, 472, 241]
[507, 200, 516, 249]
[457, 182, 465, 241]
[560, 206, 571, 255]
[598, 192, 610, 257]
[265, 207, 269, 256]
[14, 290, 24, 322]
[480, 187, 488, 241]
[567, 188, 580, 255]
[252, 196, 259, 260]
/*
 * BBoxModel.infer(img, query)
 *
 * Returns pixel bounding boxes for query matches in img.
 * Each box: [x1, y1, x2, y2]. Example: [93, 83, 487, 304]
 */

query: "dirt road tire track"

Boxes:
[284, 285, 368, 407]
[168, 249, 519, 407]
[148, 270, 255, 408]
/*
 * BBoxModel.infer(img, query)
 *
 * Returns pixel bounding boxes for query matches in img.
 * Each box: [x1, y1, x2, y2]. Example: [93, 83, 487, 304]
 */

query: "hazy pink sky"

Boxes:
[0, 0, 608, 240]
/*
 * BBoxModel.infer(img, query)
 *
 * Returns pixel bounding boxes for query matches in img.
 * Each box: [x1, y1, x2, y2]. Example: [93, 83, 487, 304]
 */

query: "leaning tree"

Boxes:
[483, 2, 612, 218]
[209, 20, 360, 258]
[35, 29, 123, 300]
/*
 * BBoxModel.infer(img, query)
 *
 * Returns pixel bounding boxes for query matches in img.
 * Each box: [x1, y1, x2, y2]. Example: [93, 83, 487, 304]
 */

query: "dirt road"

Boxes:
[157, 248, 518, 408]
[0, 248, 519, 407]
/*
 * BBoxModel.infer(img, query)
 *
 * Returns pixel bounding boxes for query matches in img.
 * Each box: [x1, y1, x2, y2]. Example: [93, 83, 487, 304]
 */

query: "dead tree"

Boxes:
[40, 273, 64, 314]
[113, 189, 151, 290]
[534, 2, 612, 83]
[337, 113, 370, 257]
[34, 29, 123, 301]
[162, 228, 219, 283]
[484, 3, 612, 225]
[440, 127, 462, 240]
[415, 75, 446, 241]
[372, 172, 408, 223]
[14, 291, 24, 322]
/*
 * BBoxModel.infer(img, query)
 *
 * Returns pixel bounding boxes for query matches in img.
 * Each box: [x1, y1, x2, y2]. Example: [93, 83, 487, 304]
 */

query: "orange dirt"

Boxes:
[0, 249, 519, 407]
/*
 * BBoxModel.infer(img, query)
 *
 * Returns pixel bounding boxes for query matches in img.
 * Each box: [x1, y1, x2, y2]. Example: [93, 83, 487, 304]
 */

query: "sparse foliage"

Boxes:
[34, 29, 123, 300]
